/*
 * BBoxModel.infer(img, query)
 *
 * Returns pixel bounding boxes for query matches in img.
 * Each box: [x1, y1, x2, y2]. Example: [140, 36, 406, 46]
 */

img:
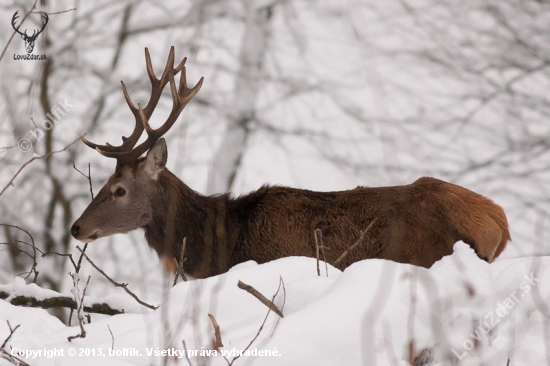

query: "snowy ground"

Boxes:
[0, 242, 549, 366]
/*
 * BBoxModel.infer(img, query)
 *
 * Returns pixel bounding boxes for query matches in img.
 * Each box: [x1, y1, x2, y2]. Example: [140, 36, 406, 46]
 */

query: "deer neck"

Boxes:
[144, 169, 235, 278]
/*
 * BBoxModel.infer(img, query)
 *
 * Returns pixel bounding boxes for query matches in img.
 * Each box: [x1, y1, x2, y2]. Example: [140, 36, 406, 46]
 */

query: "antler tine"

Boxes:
[11, 10, 24, 36]
[121, 81, 137, 113]
[79, 134, 126, 154]
[148, 66, 204, 139]
[76, 81, 143, 155]
[175, 56, 187, 74]
[79, 135, 101, 150]
[38, 12, 48, 32]
[138, 103, 153, 135]
[179, 66, 204, 104]
[113, 64, 204, 164]
[81, 47, 203, 163]
[81, 47, 171, 155]
[144, 48, 158, 83]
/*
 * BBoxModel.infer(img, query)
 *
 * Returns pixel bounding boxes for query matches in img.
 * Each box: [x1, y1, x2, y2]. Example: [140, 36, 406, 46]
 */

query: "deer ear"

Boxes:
[143, 138, 167, 179]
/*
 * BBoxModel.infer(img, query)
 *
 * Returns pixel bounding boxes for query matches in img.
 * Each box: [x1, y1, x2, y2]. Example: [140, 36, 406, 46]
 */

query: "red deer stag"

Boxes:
[71, 47, 511, 278]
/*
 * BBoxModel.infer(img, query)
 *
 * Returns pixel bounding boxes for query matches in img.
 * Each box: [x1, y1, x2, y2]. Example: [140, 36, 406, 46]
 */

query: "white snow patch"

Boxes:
[0, 243, 549, 366]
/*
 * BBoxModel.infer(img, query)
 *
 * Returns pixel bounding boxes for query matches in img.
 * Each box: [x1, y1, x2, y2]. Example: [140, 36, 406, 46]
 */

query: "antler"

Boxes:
[11, 11, 25, 37]
[81, 46, 203, 164]
[11, 11, 48, 39]
[32, 13, 48, 39]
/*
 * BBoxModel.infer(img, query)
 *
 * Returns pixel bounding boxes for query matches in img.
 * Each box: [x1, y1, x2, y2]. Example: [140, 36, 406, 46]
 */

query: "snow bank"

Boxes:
[0, 242, 548, 366]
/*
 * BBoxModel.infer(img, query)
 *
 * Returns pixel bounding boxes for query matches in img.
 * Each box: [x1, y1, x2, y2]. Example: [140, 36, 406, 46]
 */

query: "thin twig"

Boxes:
[181, 340, 193, 366]
[72, 162, 94, 199]
[32, 8, 76, 15]
[42, 251, 77, 271]
[0, 239, 44, 255]
[270, 277, 286, 338]
[0, 321, 19, 350]
[334, 217, 379, 266]
[173, 237, 188, 286]
[407, 270, 418, 365]
[237, 280, 284, 318]
[208, 314, 224, 350]
[315, 229, 321, 276]
[44, 244, 88, 273]
[229, 278, 286, 365]
[0, 321, 29, 366]
[75, 243, 88, 273]
[0, 224, 40, 282]
[108, 325, 114, 350]
[314, 229, 329, 276]
[68, 275, 91, 342]
[76, 246, 158, 310]
[178, 237, 188, 281]
[0, 137, 81, 197]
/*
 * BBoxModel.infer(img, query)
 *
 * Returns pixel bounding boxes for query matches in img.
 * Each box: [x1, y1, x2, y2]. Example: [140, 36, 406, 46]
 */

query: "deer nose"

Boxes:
[70, 224, 79, 238]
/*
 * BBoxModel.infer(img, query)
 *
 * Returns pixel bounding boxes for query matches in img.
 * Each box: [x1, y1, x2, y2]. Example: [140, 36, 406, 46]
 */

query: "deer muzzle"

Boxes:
[70, 221, 99, 243]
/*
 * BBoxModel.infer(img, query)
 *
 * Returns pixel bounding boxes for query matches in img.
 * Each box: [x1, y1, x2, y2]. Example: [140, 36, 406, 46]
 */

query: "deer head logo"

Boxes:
[12, 10, 48, 54]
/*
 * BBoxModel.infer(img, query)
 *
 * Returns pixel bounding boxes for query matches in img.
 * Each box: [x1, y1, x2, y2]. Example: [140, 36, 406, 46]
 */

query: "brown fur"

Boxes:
[72, 142, 510, 278]
[142, 172, 510, 278]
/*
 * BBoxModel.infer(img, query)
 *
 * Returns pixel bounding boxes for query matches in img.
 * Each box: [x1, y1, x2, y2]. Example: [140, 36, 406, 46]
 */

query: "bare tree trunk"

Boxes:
[206, 1, 273, 194]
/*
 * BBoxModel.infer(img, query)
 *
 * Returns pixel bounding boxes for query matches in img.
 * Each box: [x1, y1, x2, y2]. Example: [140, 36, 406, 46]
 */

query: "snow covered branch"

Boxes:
[0, 289, 123, 316]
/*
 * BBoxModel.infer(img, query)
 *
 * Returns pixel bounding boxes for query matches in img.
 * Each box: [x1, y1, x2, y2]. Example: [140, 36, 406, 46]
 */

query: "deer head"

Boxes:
[71, 47, 203, 244]
[12, 11, 48, 54]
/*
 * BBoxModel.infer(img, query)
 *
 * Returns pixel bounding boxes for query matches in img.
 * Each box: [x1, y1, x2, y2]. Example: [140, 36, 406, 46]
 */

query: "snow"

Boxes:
[0, 277, 63, 301]
[1, 242, 549, 366]
[0, 276, 156, 316]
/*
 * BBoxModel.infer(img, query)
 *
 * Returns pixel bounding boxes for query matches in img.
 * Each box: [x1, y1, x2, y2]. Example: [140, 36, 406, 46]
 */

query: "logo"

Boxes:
[12, 10, 48, 60]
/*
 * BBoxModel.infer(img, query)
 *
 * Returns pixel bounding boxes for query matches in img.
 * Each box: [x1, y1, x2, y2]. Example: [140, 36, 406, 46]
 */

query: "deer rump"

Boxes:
[225, 176, 510, 271]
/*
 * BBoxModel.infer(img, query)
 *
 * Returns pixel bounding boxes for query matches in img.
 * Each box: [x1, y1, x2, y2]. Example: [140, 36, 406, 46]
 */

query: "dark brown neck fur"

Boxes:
[143, 169, 238, 278]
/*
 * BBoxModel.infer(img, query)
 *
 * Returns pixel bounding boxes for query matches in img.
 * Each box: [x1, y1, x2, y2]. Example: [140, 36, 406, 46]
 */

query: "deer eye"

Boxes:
[114, 187, 126, 197]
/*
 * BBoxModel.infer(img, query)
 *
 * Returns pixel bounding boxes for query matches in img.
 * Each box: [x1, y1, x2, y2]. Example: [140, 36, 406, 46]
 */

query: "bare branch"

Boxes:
[0, 224, 40, 282]
[315, 229, 321, 276]
[0, 321, 19, 351]
[334, 218, 379, 266]
[72, 162, 94, 200]
[68, 275, 91, 342]
[0, 289, 123, 315]
[75, 243, 89, 273]
[208, 313, 224, 350]
[76, 246, 158, 310]
[270, 276, 286, 338]
[32, 8, 77, 16]
[0, 321, 29, 366]
[314, 229, 329, 277]
[230, 277, 286, 365]
[0, 137, 81, 198]
[42, 250, 77, 272]
[173, 237, 188, 286]
[237, 280, 284, 318]
[108, 325, 114, 350]
[181, 341, 193, 366]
